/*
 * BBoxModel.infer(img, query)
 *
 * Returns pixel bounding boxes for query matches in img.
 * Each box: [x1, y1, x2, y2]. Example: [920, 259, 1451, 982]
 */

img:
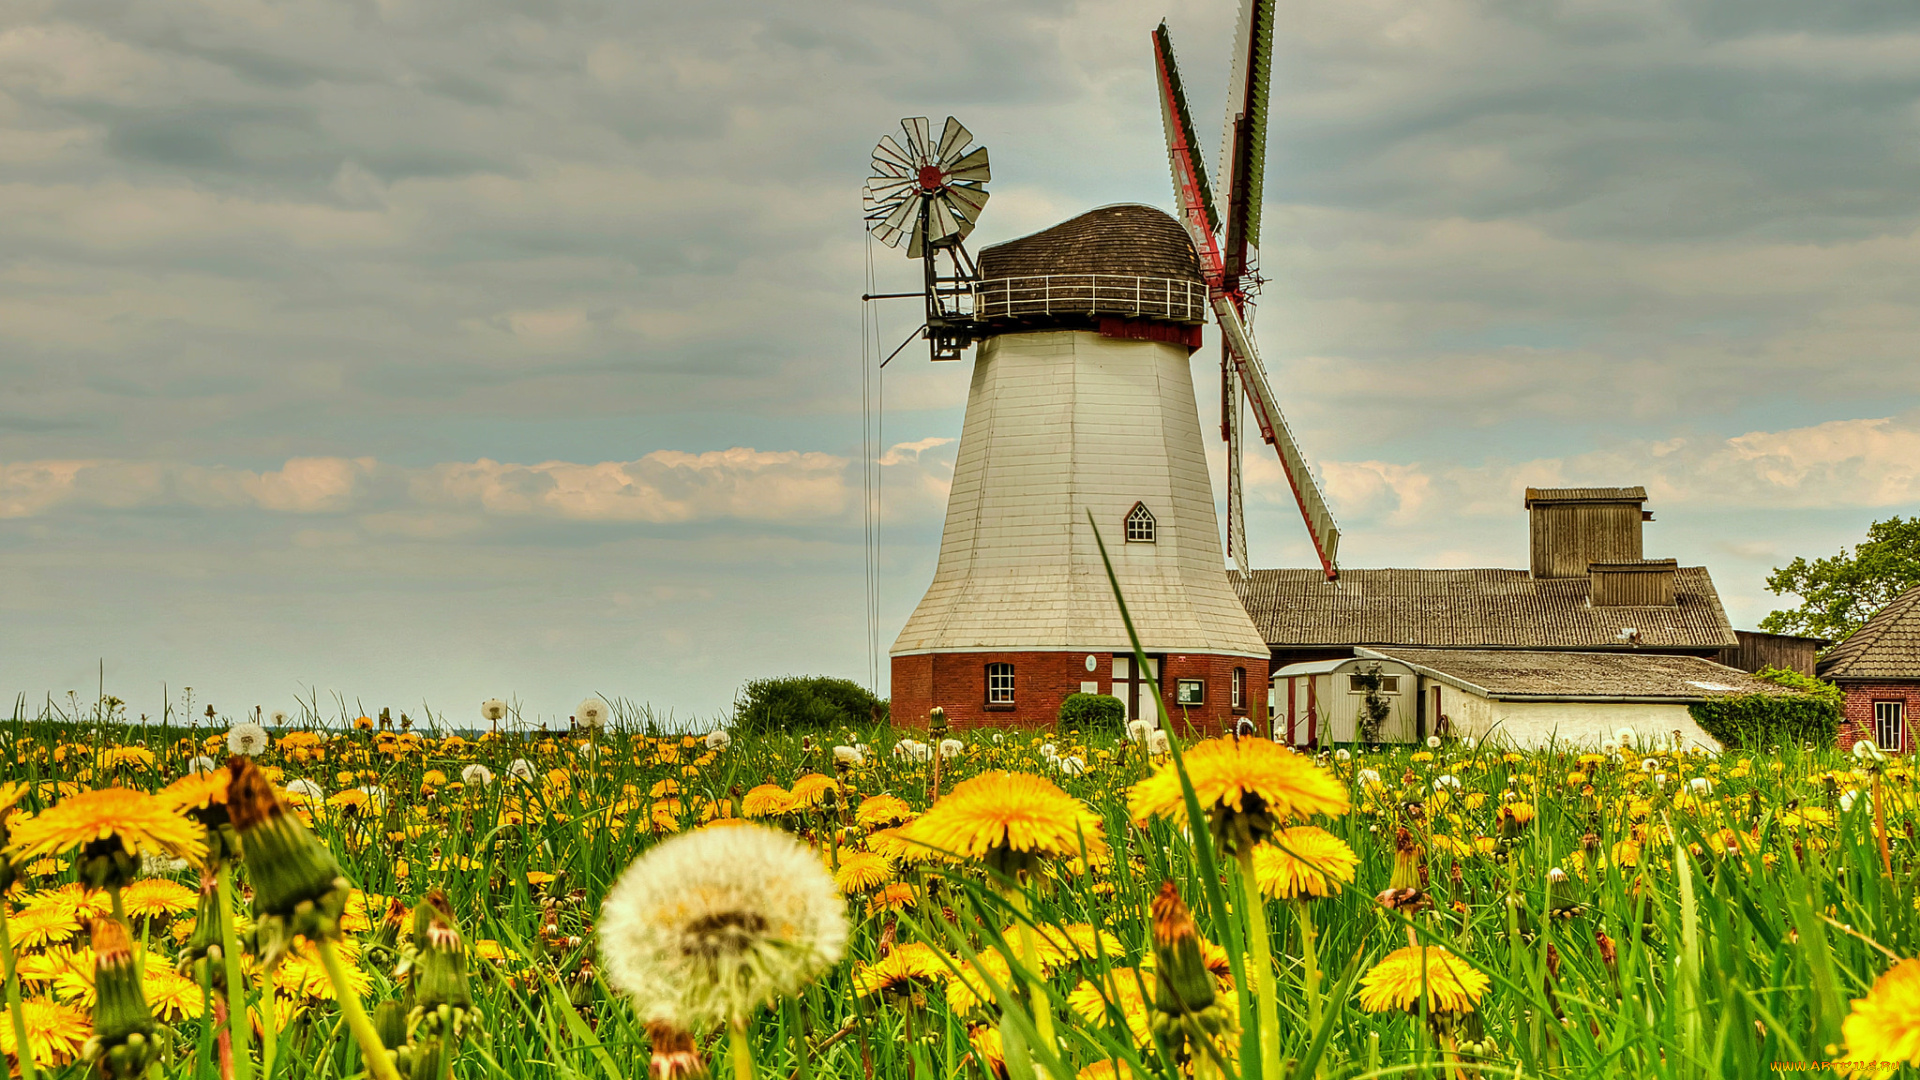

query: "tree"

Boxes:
[1760, 516, 1920, 643]
[733, 676, 888, 734]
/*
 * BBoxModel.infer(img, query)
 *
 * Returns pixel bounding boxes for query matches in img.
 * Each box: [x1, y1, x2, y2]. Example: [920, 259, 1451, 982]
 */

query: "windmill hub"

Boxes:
[916, 164, 945, 192]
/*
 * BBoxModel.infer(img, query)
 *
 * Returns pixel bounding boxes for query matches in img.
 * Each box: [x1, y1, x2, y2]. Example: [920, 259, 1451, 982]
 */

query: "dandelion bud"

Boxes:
[1547, 867, 1582, 916]
[227, 756, 351, 970]
[1149, 881, 1216, 1015]
[928, 706, 948, 739]
[1389, 827, 1425, 893]
[408, 892, 479, 1038]
[372, 999, 410, 1052]
[646, 1022, 709, 1080]
[82, 917, 161, 1074]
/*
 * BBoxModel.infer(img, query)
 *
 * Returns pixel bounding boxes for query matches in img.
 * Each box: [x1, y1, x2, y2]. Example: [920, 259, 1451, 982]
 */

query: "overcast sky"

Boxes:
[3, 0, 1917, 727]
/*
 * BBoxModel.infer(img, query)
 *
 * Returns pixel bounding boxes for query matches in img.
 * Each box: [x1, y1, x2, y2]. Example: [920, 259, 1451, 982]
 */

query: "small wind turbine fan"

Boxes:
[864, 117, 990, 361]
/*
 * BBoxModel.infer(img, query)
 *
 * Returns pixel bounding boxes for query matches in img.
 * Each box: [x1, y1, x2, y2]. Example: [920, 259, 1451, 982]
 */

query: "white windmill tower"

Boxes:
[867, 118, 1272, 732]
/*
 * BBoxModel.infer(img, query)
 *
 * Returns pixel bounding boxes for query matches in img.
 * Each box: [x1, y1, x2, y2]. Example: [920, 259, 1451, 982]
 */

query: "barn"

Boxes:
[1816, 584, 1920, 754]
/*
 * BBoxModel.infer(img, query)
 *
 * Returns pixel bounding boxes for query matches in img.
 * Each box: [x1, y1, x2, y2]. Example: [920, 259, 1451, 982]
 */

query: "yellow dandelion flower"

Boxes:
[99, 747, 156, 770]
[833, 851, 895, 895]
[868, 826, 937, 864]
[1252, 826, 1359, 899]
[158, 769, 231, 815]
[866, 882, 918, 915]
[1128, 738, 1348, 847]
[143, 966, 205, 1020]
[944, 950, 1012, 1012]
[899, 771, 1107, 873]
[1068, 968, 1154, 1045]
[853, 942, 948, 997]
[741, 785, 793, 818]
[788, 774, 840, 809]
[0, 997, 91, 1069]
[967, 1023, 1005, 1074]
[4, 787, 206, 868]
[1357, 946, 1490, 1015]
[5, 902, 83, 949]
[1010, 923, 1125, 971]
[856, 794, 915, 828]
[119, 877, 199, 921]
[1844, 957, 1920, 1067]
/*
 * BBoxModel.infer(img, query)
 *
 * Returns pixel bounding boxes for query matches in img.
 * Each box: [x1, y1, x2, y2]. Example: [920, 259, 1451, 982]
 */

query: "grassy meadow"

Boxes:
[0, 697, 1916, 1080]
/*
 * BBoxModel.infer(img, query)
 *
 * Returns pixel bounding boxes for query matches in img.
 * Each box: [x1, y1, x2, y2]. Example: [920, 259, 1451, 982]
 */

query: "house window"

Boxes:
[1175, 679, 1205, 706]
[1348, 674, 1400, 694]
[1126, 503, 1156, 543]
[1232, 667, 1246, 710]
[986, 663, 1015, 705]
[1876, 700, 1907, 751]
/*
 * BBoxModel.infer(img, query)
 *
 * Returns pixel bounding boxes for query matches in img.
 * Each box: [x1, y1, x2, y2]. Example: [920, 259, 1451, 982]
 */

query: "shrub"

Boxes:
[1688, 691, 1841, 750]
[733, 676, 888, 734]
[1752, 665, 1846, 708]
[1057, 693, 1125, 736]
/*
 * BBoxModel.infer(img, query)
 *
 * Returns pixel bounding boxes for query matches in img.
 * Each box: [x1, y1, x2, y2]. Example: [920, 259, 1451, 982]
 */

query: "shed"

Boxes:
[1354, 647, 1797, 751]
[1815, 585, 1920, 754]
[1270, 656, 1419, 747]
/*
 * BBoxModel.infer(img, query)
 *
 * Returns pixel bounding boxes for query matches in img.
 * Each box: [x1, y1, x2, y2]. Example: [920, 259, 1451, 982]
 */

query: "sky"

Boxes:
[3, 0, 1918, 727]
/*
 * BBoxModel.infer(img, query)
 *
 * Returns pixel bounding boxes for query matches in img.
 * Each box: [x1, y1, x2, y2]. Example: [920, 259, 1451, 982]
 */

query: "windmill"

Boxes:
[863, 116, 991, 361]
[1153, 2, 1341, 580]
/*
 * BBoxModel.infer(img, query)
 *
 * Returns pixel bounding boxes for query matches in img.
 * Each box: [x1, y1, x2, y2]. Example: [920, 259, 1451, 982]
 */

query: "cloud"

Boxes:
[0, 446, 955, 527]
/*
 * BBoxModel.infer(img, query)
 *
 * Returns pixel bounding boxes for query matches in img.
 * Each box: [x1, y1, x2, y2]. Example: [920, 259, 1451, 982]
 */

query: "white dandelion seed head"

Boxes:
[1146, 730, 1171, 756]
[991, 733, 1004, 745]
[1688, 777, 1712, 796]
[1640, 758, 1659, 772]
[284, 778, 325, 803]
[481, 699, 508, 722]
[1462, 737, 1477, 751]
[1425, 735, 1441, 749]
[1852, 740, 1885, 763]
[891, 739, 929, 763]
[599, 822, 846, 1029]
[1614, 726, 1638, 747]
[1334, 748, 1352, 762]
[140, 854, 190, 875]
[507, 758, 537, 783]
[1433, 774, 1462, 791]
[1600, 738, 1618, 753]
[1547, 867, 1568, 883]
[576, 742, 600, 761]
[227, 722, 270, 758]
[576, 698, 609, 732]
[461, 764, 495, 787]
[939, 738, 964, 760]
[185, 756, 218, 775]
[705, 730, 732, 751]
[356, 785, 389, 814]
[268, 710, 289, 726]
[1039, 742, 1058, 761]
[1356, 768, 1382, 788]
[1653, 773, 1668, 789]
[1054, 755, 1087, 776]
[832, 745, 863, 766]
[1840, 791, 1858, 813]
[1126, 719, 1155, 744]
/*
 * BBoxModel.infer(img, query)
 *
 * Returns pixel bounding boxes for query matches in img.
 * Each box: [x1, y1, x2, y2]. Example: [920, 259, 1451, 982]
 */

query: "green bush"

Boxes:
[1752, 665, 1846, 708]
[1688, 691, 1841, 750]
[1057, 693, 1125, 735]
[733, 676, 888, 734]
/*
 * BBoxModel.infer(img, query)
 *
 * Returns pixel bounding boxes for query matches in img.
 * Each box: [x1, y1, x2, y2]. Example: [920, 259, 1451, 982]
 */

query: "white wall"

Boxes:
[1435, 681, 1722, 751]
[1274, 661, 1418, 744]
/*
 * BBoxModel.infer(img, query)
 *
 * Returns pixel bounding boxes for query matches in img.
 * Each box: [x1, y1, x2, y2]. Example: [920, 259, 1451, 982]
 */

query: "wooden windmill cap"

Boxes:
[974, 204, 1207, 332]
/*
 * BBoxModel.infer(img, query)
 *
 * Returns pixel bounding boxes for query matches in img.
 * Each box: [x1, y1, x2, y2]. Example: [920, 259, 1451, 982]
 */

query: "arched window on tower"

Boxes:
[1125, 503, 1156, 543]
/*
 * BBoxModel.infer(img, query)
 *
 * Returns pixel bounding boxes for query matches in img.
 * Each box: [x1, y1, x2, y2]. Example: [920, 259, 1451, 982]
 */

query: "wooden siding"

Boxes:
[1589, 560, 1677, 607]
[1719, 630, 1826, 677]
[1530, 502, 1644, 579]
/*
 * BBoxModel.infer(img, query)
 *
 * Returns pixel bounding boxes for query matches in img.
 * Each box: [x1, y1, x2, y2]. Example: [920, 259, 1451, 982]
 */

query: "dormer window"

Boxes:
[1126, 503, 1156, 543]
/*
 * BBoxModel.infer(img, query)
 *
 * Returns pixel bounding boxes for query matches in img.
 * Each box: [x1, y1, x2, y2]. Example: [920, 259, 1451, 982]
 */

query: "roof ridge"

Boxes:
[1818, 583, 1920, 678]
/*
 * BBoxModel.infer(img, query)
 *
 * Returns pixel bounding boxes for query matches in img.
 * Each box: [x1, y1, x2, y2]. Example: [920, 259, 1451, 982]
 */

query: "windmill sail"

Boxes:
[1152, 7, 1340, 581]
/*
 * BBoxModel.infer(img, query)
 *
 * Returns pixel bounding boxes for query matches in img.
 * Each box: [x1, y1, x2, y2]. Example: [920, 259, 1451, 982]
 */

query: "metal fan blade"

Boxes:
[937, 117, 973, 164]
[901, 117, 933, 162]
[907, 217, 926, 259]
[945, 183, 989, 220]
[864, 176, 916, 210]
[927, 196, 961, 242]
[880, 194, 919, 235]
[873, 135, 915, 174]
[946, 146, 990, 183]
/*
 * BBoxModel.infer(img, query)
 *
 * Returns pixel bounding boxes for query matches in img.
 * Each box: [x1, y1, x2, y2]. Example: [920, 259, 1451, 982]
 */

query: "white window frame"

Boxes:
[1348, 674, 1400, 694]
[1232, 667, 1245, 710]
[1125, 503, 1156, 543]
[1875, 700, 1907, 751]
[987, 663, 1015, 705]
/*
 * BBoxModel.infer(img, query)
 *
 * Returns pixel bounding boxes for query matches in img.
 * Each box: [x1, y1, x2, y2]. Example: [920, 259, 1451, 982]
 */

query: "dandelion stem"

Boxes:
[215, 866, 256, 1080]
[0, 909, 38, 1080]
[1294, 898, 1322, 1040]
[315, 938, 400, 1080]
[1233, 835, 1284, 1080]
[1005, 887, 1057, 1077]
[731, 1018, 756, 1080]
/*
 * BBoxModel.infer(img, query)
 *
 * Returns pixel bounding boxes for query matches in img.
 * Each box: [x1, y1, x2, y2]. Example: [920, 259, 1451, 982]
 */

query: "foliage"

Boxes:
[1688, 690, 1842, 750]
[1351, 665, 1393, 745]
[1056, 692, 1125, 735]
[1753, 664, 1846, 709]
[1761, 515, 1920, 642]
[732, 675, 887, 734]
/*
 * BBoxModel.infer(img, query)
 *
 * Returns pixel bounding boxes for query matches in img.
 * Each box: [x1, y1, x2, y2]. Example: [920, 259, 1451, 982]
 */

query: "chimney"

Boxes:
[1524, 487, 1648, 579]
[1589, 558, 1678, 607]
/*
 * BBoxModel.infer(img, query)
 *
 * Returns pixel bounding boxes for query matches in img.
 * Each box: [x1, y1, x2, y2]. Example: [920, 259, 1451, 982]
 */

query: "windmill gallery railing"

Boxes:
[972, 274, 1208, 325]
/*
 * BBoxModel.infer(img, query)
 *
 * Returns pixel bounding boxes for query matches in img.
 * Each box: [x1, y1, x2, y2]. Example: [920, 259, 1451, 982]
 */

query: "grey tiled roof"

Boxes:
[1816, 585, 1920, 680]
[1363, 647, 1793, 700]
[1234, 567, 1737, 650]
[1524, 486, 1647, 505]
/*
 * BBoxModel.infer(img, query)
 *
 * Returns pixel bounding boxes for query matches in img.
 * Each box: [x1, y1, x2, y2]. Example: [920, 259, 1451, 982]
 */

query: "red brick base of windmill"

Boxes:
[890, 651, 1268, 736]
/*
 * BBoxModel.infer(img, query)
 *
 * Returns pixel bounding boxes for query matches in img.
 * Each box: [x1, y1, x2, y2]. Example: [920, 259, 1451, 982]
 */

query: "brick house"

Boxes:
[1816, 585, 1920, 754]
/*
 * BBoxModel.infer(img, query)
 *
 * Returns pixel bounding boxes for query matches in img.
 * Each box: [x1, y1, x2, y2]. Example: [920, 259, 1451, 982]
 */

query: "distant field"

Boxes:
[0, 711, 1914, 1078]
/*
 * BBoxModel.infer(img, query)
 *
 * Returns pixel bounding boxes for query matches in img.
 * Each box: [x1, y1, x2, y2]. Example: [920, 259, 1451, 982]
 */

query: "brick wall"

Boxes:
[890, 650, 1269, 735]
[1836, 680, 1919, 754]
